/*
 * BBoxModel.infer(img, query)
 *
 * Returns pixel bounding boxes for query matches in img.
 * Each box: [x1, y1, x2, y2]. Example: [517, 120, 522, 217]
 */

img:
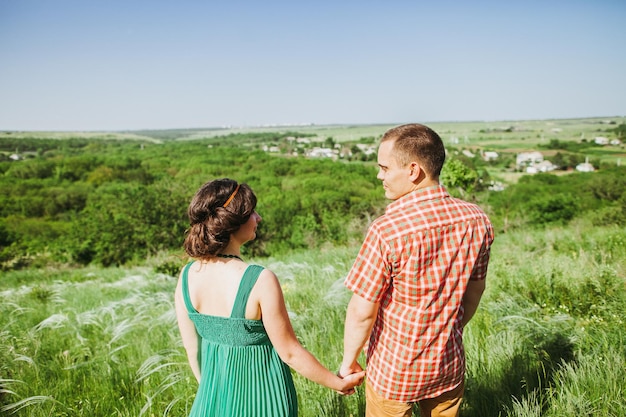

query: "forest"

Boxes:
[1, 128, 624, 271]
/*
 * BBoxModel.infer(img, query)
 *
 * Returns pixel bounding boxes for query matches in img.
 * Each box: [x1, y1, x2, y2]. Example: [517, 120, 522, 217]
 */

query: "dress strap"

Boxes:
[181, 261, 198, 314]
[230, 265, 265, 318]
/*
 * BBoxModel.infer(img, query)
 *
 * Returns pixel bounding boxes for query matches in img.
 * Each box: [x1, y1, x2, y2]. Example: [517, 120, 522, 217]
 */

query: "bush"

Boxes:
[527, 194, 578, 225]
[588, 204, 626, 227]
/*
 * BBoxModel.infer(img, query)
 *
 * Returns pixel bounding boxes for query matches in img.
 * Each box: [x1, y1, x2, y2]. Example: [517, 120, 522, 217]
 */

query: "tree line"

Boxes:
[1, 134, 624, 270]
[0, 136, 385, 268]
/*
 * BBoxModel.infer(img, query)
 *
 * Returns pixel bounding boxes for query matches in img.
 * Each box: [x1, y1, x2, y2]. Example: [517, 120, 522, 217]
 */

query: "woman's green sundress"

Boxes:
[182, 262, 298, 416]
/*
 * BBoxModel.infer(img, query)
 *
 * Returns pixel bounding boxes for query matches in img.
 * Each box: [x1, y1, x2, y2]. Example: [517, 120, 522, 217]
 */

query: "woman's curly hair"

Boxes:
[183, 178, 257, 260]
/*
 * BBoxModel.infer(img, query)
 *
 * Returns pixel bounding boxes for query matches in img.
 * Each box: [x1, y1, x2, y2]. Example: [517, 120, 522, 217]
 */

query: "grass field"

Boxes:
[178, 116, 625, 146]
[4, 116, 623, 169]
[3, 116, 623, 170]
[1, 117, 624, 415]
[1, 221, 625, 416]
[3, 116, 623, 145]
[0, 130, 162, 143]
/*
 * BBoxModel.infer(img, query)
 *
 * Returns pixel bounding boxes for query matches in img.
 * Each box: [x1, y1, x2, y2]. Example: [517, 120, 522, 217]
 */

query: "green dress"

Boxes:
[182, 262, 298, 417]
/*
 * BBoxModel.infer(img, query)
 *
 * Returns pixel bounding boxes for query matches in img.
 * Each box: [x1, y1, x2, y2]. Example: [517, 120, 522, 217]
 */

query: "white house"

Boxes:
[594, 137, 609, 145]
[535, 160, 558, 173]
[526, 160, 556, 174]
[355, 144, 376, 156]
[488, 181, 505, 191]
[516, 151, 543, 167]
[262, 145, 280, 153]
[307, 147, 335, 158]
[576, 157, 595, 172]
[482, 151, 499, 161]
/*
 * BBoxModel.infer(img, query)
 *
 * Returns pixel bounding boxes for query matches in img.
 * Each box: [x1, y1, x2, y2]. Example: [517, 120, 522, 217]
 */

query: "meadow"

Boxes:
[1, 117, 625, 416]
[1, 221, 625, 416]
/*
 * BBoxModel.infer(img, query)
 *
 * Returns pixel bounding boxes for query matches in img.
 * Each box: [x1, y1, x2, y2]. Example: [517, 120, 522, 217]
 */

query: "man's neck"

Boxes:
[410, 178, 439, 193]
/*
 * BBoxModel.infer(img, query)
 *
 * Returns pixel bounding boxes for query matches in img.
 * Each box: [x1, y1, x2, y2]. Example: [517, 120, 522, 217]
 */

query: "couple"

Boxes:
[174, 123, 494, 417]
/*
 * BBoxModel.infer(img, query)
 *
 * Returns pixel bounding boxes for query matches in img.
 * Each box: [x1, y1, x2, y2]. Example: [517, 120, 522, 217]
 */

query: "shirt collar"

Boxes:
[385, 184, 449, 215]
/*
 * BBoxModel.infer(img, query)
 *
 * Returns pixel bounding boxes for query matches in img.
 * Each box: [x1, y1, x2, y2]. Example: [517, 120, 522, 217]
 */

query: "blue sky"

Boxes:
[1, 0, 625, 131]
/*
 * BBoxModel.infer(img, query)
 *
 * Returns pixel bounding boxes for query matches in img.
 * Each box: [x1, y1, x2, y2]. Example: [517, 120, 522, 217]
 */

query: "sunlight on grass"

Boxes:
[1, 226, 624, 416]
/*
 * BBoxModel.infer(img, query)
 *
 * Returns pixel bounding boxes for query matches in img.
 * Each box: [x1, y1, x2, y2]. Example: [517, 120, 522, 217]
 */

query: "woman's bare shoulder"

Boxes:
[250, 267, 283, 299]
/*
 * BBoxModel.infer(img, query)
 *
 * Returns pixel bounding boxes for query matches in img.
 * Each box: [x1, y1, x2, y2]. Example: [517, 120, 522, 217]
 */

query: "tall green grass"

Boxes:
[1, 224, 624, 416]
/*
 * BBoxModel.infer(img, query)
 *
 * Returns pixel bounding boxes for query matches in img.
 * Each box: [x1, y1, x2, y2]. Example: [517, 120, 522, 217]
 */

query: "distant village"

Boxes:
[262, 136, 377, 160]
[260, 134, 622, 174]
[256, 133, 624, 193]
[4, 132, 623, 195]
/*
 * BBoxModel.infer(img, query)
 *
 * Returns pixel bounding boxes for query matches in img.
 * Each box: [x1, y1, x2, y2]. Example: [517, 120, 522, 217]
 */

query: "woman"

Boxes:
[175, 178, 364, 416]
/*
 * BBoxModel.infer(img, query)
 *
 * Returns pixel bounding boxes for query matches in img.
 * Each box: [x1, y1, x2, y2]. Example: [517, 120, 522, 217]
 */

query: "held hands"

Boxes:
[336, 361, 365, 396]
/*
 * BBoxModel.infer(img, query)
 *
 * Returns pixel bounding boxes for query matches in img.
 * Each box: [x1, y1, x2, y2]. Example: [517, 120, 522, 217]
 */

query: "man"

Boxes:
[340, 123, 494, 417]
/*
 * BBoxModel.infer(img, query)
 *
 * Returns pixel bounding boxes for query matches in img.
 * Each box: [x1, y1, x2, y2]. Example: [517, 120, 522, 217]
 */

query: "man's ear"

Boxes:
[408, 161, 423, 182]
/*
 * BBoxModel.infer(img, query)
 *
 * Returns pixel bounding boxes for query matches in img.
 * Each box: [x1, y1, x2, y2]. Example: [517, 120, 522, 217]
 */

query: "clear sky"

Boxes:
[1, 0, 625, 131]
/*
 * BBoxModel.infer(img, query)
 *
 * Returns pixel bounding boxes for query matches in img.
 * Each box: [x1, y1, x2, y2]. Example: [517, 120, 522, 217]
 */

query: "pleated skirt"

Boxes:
[188, 341, 298, 417]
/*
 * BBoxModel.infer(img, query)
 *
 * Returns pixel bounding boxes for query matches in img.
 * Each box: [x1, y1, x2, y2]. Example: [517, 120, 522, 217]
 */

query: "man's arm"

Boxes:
[339, 293, 379, 376]
[462, 229, 492, 327]
[461, 278, 485, 327]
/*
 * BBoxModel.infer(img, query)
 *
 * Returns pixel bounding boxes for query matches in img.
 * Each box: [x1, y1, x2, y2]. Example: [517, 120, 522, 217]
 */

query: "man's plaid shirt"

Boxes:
[345, 185, 494, 402]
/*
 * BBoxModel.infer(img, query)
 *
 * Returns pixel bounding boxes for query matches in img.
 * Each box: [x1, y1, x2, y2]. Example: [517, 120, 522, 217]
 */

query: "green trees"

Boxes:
[0, 137, 385, 268]
[253, 163, 383, 255]
[611, 123, 626, 139]
[527, 194, 578, 225]
[67, 181, 188, 266]
[440, 158, 480, 197]
[487, 167, 626, 231]
[1, 134, 625, 270]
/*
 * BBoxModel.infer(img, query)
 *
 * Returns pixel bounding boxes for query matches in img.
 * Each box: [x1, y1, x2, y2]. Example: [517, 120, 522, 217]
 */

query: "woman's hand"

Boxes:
[335, 365, 365, 395]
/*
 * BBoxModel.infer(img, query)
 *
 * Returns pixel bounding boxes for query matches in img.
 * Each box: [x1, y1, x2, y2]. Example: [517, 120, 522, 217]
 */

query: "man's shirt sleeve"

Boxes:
[344, 224, 391, 303]
[469, 222, 494, 281]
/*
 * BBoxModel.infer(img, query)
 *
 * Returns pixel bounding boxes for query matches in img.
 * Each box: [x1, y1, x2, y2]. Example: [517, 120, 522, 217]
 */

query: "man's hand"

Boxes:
[338, 360, 364, 379]
[336, 363, 365, 395]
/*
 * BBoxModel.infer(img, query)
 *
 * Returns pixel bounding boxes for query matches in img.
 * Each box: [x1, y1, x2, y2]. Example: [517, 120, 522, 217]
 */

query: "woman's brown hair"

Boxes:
[183, 178, 257, 259]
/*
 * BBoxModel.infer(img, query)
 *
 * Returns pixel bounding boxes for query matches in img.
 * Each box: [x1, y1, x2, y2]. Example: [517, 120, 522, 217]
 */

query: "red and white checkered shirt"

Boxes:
[345, 185, 494, 402]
